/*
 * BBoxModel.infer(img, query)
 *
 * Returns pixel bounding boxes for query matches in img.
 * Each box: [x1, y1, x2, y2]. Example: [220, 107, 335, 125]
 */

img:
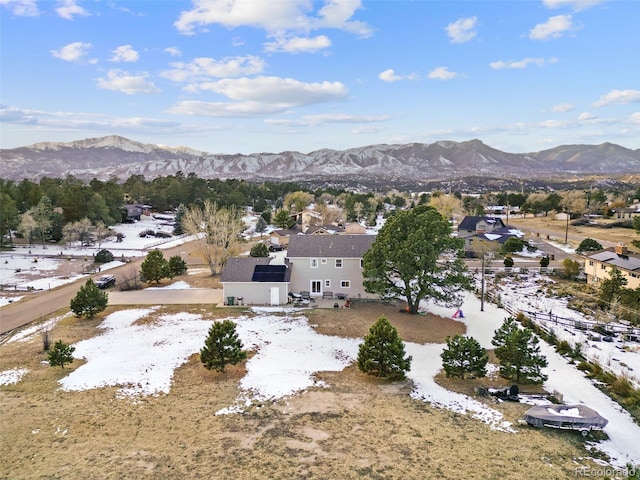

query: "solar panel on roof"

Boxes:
[252, 264, 287, 282]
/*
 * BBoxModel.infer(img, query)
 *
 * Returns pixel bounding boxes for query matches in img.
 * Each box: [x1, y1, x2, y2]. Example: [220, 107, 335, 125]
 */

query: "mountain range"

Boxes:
[1, 135, 639, 185]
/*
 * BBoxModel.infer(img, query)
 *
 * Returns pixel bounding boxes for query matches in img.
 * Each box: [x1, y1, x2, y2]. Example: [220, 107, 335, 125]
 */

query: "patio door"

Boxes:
[311, 280, 321, 296]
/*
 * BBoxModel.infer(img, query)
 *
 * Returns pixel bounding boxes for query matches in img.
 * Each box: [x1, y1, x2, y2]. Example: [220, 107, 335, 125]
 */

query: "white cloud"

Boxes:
[578, 111, 597, 121]
[167, 100, 287, 117]
[0, 0, 39, 16]
[174, 0, 371, 38]
[55, 0, 89, 20]
[352, 125, 384, 134]
[110, 45, 139, 63]
[168, 76, 348, 117]
[543, 0, 606, 12]
[593, 89, 640, 107]
[490, 57, 558, 69]
[161, 55, 266, 82]
[378, 69, 416, 83]
[264, 35, 331, 53]
[428, 66, 458, 80]
[551, 102, 574, 113]
[51, 42, 92, 62]
[266, 113, 389, 127]
[529, 14, 572, 40]
[445, 16, 477, 44]
[164, 47, 182, 57]
[629, 112, 640, 125]
[189, 76, 348, 105]
[96, 70, 161, 95]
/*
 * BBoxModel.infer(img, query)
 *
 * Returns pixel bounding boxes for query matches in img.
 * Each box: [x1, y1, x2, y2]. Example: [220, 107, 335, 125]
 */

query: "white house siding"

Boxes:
[287, 257, 374, 299]
[222, 282, 289, 306]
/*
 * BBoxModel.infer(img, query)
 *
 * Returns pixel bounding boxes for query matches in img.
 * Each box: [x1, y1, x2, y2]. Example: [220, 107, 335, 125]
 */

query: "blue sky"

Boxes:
[1, 0, 639, 154]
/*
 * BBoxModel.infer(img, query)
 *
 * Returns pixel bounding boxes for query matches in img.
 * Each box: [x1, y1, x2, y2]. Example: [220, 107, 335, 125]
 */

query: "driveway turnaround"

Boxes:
[108, 289, 223, 306]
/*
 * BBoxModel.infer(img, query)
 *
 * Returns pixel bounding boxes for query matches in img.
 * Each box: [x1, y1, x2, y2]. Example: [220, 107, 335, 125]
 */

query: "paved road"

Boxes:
[0, 240, 214, 335]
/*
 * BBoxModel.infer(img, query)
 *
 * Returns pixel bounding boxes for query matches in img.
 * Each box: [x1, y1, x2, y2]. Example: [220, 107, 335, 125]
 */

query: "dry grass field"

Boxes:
[507, 215, 637, 250]
[0, 301, 612, 480]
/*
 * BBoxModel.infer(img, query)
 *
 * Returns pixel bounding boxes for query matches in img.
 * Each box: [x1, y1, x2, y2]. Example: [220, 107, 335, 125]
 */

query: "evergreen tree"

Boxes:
[492, 317, 548, 384]
[503, 256, 514, 268]
[255, 216, 268, 237]
[363, 205, 472, 314]
[168, 255, 188, 277]
[200, 320, 247, 373]
[576, 238, 603, 255]
[599, 266, 627, 307]
[250, 243, 269, 257]
[70, 279, 108, 319]
[539, 256, 550, 267]
[174, 203, 187, 235]
[273, 209, 293, 229]
[48, 340, 75, 368]
[441, 335, 488, 379]
[140, 249, 170, 284]
[357, 316, 412, 380]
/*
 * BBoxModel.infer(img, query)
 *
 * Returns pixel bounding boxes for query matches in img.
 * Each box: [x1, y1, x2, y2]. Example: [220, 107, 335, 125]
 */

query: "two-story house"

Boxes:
[457, 216, 506, 239]
[220, 234, 376, 305]
[583, 244, 640, 290]
[286, 234, 376, 300]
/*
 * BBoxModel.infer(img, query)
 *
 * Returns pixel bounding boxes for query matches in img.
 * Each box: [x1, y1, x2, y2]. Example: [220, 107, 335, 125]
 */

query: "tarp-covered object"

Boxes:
[523, 404, 608, 435]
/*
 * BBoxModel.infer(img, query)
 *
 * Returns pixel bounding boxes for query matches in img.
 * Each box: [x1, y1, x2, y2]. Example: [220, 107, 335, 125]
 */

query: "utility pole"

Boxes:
[565, 210, 570, 244]
[480, 248, 485, 312]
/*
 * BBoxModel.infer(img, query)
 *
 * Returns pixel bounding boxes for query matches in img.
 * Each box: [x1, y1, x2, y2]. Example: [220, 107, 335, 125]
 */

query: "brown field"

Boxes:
[0, 301, 612, 480]
[507, 215, 637, 250]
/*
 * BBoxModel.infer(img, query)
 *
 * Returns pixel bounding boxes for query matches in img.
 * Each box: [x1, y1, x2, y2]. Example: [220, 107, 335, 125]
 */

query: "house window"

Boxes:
[325, 280, 331, 288]
[335, 258, 343, 268]
[588, 261, 594, 266]
[310, 258, 318, 268]
[340, 280, 351, 288]
[311, 280, 321, 294]
[600, 264, 606, 270]
[321, 259, 327, 264]
[360, 259, 364, 269]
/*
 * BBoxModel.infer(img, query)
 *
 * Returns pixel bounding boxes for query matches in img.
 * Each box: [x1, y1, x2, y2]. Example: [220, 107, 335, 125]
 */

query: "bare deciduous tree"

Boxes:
[182, 200, 245, 275]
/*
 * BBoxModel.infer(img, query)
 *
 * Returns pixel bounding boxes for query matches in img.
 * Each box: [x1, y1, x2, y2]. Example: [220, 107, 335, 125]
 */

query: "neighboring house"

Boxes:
[343, 222, 367, 235]
[457, 216, 506, 239]
[287, 234, 376, 300]
[292, 208, 324, 230]
[269, 227, 301, 247]
[464, 227, 525, 255]
[305, 224, 345, 235]
[583, 244, 640, 290]
[220, 257, 291, 306]
[612, 203, 640, 219]
[123, 203, 153, 222]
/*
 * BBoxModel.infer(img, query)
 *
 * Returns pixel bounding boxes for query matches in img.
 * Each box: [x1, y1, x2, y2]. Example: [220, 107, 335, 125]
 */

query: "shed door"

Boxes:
[270, 287, 280, 306]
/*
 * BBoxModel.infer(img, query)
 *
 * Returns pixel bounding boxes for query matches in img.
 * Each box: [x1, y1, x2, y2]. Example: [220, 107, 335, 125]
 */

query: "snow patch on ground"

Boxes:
[0, 368, 29, 386]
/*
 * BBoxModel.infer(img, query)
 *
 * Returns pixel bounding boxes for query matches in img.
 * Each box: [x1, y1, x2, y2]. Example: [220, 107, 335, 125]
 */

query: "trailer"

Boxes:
[521, 404, 608, 437]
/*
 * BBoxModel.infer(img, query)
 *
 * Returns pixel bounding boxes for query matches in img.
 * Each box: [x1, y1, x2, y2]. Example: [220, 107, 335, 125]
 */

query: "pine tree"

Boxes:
[173, 204, 187, 235]
[70, 279, 108, 319]
[441, 335, 488, 379]
[168, 255, 188, 277]
[48, 340, 75, 369]
[250, 243, 269, 257]
[357, 316, 412, 380]
[492, 317, 548, 384]
[255, 216, 268, 237]
[140, 249, 170, 284]
[200, 320, 247, 373]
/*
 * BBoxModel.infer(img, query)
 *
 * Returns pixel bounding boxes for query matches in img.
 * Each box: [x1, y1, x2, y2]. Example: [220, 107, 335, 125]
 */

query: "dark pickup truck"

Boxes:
[95, 275, 116, 289]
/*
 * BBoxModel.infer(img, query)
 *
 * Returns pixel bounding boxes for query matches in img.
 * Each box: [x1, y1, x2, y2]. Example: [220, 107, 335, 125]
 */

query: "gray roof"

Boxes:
[458, 216, 505, 231]
[287, 234, 375, 258]
[221, 257, 291, 283]
[588, 249, 640, 272]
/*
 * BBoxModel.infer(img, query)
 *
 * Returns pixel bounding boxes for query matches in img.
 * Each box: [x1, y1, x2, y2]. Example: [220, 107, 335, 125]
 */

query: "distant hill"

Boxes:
[1, 135, 639, 184]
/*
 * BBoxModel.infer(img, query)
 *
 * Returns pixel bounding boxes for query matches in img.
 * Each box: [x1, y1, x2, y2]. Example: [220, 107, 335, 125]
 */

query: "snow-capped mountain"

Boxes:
[1, 135, 638, 183]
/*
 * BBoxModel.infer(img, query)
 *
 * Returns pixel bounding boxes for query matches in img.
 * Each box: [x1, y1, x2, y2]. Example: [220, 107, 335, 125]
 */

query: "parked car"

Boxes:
[269, 244, 285, 252]
[95, 275, 116, 289]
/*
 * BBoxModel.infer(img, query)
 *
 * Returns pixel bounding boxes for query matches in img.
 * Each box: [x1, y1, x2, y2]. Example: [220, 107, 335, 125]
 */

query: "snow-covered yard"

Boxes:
[2, 289, 639, 467]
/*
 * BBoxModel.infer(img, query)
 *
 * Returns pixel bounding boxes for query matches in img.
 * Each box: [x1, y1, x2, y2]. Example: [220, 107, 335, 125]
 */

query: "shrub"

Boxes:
[200, 320, 247, 373]
[441, 335, 488, 379]
[168, 255, 188, 277]
[70, 279, 108, 319]
[95, 249, 114, 263]
[48, 340, 75, 369]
